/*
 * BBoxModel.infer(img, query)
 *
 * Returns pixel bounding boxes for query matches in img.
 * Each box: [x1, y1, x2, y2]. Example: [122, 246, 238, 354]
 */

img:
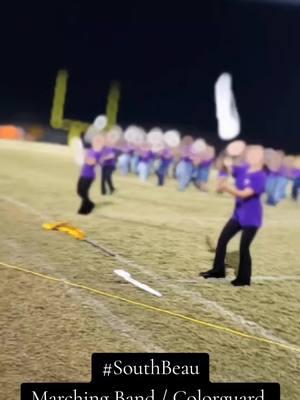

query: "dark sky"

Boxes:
[1, 0, 300, 152]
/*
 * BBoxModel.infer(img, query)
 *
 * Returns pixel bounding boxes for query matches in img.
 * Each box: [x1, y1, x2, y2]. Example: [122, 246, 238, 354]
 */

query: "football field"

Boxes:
[0, 140, 299, 399]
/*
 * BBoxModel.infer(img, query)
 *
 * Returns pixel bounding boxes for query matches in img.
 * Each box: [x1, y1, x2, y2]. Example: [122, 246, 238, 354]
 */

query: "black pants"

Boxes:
[213, 218, 258, 284]
[101, 166, 115, 195]
[77, 177, 94, 214]
[292, 177, 300, 200]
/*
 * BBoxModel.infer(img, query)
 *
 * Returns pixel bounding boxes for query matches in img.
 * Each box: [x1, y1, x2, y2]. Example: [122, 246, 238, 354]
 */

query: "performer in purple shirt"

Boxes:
[265, 150, 286, 206]
[77, 135, 104, 214]
[200, 145, 266, 286]
[291, 156, 300, 201]
[156, 147, 173, 186]
[118, 142, 134, 176]
[100, 141, 118, 195]
[193, 146, 215, 191]
[137, 144, 154, 182]
[176, 145, 194, 191]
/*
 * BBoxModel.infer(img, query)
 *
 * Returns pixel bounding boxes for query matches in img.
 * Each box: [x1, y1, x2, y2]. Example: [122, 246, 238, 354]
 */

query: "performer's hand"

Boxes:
[223, 157, 233, 169]
[218, 181, 229, 192]
[219, 183, 254, 199]
[86, 157, 96, 166]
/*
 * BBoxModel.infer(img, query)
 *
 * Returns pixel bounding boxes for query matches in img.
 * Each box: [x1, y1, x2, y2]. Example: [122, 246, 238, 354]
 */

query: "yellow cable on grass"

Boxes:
[0, 260, 299, 354]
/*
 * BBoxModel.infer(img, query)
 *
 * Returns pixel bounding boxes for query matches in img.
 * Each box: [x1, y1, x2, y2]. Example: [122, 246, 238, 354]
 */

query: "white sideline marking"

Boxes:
[1, 195, 299, 354]
[152, 276, 300, 284]
[253, 276, 300, 282]
[130, 265, 298, 350]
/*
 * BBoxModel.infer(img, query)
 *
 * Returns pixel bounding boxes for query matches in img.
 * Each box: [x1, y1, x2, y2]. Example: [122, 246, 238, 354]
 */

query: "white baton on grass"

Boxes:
[114, 269, 162, 297]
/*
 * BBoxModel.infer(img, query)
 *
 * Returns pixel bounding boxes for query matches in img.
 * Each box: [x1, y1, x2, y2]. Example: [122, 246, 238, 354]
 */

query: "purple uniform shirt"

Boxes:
[101, 147, 117, 167]
[160, 148, 173, 166]
[80, 149, 102, 179]
[233, 164, 249, 188]
[139, 150, 153, 163]
[200, 159, 214, 168]
[232, 169, 267, 228]
[266, 170, 279, 178]
[278, 166, 290, 178]
[121, 144, 135, 155]
[180, 146, 193, 162]
[292, 168, 300, 179]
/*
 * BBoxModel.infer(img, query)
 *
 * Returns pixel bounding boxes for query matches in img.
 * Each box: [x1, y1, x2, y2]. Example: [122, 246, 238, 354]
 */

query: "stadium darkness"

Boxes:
[1, 0, 300, 152]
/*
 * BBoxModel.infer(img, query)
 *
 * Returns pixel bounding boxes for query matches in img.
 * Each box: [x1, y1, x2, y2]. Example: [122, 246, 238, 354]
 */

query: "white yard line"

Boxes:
[0, 195, 51, 219]
[171, 285, 293, 347]
[1, 195, 299, 354]
[128, 264, 298, 350]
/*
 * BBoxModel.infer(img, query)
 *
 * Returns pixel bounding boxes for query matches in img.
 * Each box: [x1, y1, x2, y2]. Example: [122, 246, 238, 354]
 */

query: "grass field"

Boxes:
[0, 140, 299, 399]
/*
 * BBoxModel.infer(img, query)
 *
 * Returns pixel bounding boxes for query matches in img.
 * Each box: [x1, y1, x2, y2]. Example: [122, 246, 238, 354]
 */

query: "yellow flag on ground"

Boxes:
[42, 222, 86, 240]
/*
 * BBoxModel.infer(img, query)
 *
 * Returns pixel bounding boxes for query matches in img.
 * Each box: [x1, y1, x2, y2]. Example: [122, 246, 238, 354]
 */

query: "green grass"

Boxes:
[0, 140, 299, 399]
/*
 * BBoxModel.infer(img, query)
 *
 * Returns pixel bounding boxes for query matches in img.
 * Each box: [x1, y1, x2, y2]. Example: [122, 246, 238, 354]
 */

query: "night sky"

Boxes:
[1, 0, 300, 152]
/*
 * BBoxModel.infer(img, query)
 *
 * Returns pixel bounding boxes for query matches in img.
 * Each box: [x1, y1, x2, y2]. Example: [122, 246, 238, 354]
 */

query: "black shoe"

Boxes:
[199, 269, 226, 279]
[231, 279, 250, 287]
[78, 201, 95, 215]
[86, 201, 95, 214]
